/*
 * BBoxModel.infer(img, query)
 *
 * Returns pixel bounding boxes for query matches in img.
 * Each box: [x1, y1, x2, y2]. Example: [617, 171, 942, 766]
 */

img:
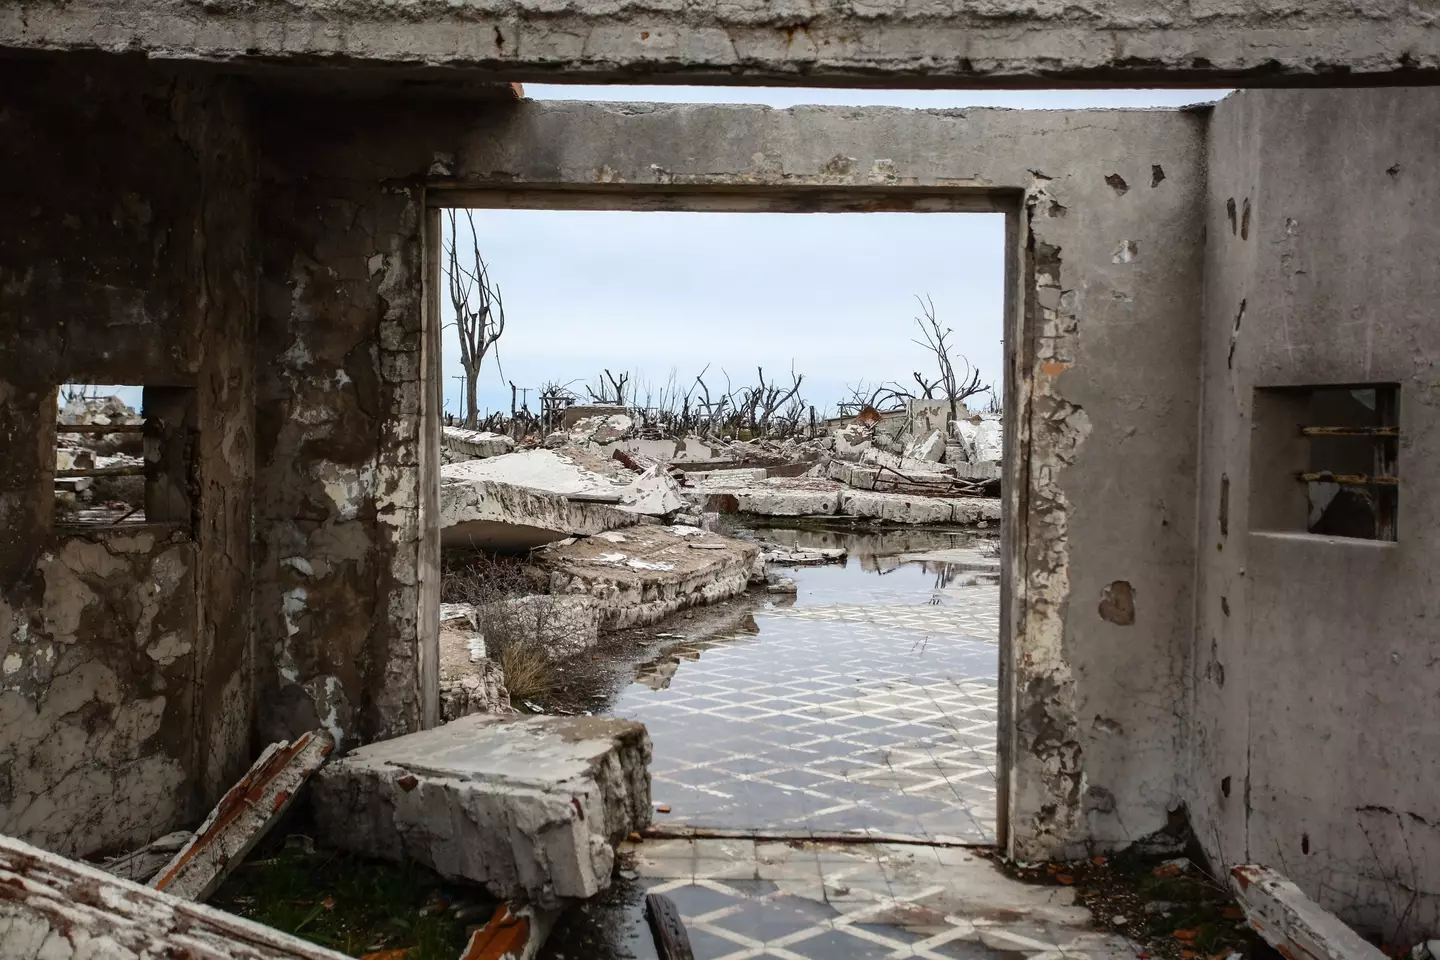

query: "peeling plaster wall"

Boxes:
[3, 0, 1440, 87]
[277, 97, 1208, 858]
[252, 106, 439, 750]
[0, 60, 257, 856]
[1191, 88, 1440, 943]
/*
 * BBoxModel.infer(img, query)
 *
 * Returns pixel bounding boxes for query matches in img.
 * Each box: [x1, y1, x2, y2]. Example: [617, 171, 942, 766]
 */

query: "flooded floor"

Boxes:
[613, 524, 1001, 844]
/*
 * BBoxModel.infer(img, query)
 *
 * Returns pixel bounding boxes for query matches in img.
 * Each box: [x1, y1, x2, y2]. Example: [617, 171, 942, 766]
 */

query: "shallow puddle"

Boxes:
[609, 523, 1001, 845]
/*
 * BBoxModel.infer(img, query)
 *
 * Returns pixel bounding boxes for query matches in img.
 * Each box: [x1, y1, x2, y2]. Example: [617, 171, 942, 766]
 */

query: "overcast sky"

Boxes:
[442, 84, 1229, 421]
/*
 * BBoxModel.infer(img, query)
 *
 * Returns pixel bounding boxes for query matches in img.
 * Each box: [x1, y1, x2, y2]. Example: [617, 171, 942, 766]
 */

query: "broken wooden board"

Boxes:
[458, 902, 557, 960]
[93, 829, 192, 883]
[0, 832, 350, 959]
[1232, 864, 1388, 960]
[645, 893, 696, 960]
[151, 730, 335, 902]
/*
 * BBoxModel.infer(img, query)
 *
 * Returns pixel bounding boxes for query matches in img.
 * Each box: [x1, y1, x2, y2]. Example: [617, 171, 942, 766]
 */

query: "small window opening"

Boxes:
[54, 383, 196, 534]
[1249, 384, 1399, 541]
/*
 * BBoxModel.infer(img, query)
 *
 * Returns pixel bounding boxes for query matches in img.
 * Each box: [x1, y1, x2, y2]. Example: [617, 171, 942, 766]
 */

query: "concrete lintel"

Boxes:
[4, 2, 1440, 87]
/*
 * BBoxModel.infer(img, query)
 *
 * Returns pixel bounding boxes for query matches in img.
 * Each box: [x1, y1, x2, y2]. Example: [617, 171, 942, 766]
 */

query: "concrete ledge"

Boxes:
[441, 477, 638, 551]
[310, 714, 652, 907]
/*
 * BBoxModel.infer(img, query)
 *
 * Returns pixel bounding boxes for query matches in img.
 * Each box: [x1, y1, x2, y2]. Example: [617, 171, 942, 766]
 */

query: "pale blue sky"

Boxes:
[443, 85, 1229, 420]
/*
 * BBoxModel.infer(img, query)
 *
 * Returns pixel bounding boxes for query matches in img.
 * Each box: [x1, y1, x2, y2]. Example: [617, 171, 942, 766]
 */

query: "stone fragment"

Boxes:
[443, 426, 516, 460]
[309, 714, 652, 906]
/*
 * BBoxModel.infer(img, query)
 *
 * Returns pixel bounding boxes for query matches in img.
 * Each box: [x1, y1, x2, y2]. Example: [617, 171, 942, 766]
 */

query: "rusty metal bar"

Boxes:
[1300, 426, 1399, 437]
[55, 423, 146, 434]
[1297, 472, 1398, 486]
[56, 465, 146, 478]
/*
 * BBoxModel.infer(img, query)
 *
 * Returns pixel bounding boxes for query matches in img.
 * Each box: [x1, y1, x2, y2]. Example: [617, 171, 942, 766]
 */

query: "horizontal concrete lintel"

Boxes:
[432, 184, 1018, 213]
[6, 3, 1440, 87]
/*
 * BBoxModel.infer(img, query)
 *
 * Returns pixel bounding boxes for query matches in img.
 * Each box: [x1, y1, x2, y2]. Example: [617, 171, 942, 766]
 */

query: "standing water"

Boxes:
[612, 523, 1000, 845]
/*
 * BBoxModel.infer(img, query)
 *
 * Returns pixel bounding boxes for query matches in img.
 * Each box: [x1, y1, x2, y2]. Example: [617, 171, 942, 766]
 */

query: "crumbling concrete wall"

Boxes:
[1191, 88, 1440, 943]
[2, 0, 1438, 87]
[338, 98, 1205, 860]
[0, 59, 257, 855]
[251, 102, 440, 750]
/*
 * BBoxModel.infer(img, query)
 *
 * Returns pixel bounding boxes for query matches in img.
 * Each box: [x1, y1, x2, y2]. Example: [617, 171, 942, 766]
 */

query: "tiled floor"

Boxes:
[611, 551, 1002, 844]
[540, 838, 1142, 960]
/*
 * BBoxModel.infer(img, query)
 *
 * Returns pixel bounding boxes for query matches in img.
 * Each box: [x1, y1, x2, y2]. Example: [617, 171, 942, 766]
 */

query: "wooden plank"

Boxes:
[1232, 865, 1387, 960]
[1300, 426, 1399, 437]
[1296, 472, 1398, 486]
[55, 423, 147, 434]
[151, 730, 334, 902]
[645, 893, 696, 960]
[56, 465, 147, 478]
[0, 832, 350, 959]
[93, 830, 192, 883]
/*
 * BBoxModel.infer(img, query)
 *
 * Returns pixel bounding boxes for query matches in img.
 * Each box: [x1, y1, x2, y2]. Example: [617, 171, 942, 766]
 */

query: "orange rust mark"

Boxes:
[360, 949, 413, 960]
[640, 30, 649, 39]
[271, 789, 291, 813]
[397, 774, 419, 792]
[459, 904, 531, 960]
[1039, 359, 1071, 377]
[571, 797, 585, 821]
[152, 732, 325, 892]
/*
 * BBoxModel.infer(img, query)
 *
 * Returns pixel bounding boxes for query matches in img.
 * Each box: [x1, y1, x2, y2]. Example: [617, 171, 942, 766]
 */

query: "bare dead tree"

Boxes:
[911, 294, 989, 424]
[445, 209, 506, 428]
[585, 369, 630, 406]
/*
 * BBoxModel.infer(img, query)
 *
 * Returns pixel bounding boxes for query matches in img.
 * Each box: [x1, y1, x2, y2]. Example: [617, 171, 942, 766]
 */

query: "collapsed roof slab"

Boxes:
[4, 0, 1439, 88]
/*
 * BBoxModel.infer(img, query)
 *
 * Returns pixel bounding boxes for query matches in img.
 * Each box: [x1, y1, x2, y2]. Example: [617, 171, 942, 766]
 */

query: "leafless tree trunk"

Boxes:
[445, 209, 506, 428]
[911, 294, 989, 425]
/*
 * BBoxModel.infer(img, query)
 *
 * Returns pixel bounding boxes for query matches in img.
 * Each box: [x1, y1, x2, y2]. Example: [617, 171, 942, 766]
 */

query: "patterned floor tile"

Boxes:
[613, 557, 1001, 844]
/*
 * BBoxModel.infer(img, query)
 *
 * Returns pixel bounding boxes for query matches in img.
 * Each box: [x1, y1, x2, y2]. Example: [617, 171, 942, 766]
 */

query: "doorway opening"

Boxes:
[428, 200, 1016, 850]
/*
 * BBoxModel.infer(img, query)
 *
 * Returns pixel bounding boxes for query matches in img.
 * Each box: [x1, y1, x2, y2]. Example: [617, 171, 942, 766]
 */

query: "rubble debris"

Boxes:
[697, 476, 1001, 526]
[441, 477, 640, 551]
[443, 426, 516, 460]
[0, 832, 350, 959]
[309, 714, 652, 907]
[439, 606, 512, 720]
[443, 447, 682, 517]
[152, 731, 335, 902]
[1232, 864, 1388, 960]
[447, 595, 602, 661]
[758, 541, 847, 566]
[459, 902, 559, 960]
[93, 829, 192, 883]
[533, 524, 759, 630]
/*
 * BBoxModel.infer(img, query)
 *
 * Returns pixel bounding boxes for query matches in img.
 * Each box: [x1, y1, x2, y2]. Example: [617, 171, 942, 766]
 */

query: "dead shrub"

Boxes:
[440, 549, 556, 704]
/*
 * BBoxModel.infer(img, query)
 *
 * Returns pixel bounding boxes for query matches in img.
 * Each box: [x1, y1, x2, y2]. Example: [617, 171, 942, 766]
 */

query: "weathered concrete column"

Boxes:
[253, 123, 439, 749]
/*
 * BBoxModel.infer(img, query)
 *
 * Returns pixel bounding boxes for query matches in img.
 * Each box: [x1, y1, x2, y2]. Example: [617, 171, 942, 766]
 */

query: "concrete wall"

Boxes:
[387, 99, 1205, 859]
[251, 102, 440, 750]
[1191, 88, 1440, 943]
[0, 60, 257, 856]
[3, 0, 1439, 87]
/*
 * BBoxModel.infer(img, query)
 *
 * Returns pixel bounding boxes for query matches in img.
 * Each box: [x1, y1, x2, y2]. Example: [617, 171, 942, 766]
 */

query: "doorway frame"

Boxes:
[423, 183, 1031, 851]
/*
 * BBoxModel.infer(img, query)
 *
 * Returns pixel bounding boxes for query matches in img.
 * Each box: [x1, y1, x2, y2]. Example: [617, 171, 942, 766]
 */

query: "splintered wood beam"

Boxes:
[0, 833, 350, 959]
[151, 730, 335, 902]
[458, 903, 557, 960]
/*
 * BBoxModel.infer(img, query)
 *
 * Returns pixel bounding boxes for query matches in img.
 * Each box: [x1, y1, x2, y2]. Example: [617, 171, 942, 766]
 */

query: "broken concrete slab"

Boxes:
[1232, 865, 1389, 960]
[309, 714, 652, 907]
[0, 832, 351, 959]
[698, 479, 845, 518]
[904, 428, 946, 462]
[151, 730, 335, 902]
[441, 477, 639, 551]
[443, 426, 516, 460]
[534, 525, 759, 631]
[444, 447, 682, 517]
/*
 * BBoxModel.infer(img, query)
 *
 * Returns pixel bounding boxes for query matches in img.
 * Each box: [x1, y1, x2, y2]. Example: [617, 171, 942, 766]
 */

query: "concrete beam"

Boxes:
[3, 1, 1439, 87]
